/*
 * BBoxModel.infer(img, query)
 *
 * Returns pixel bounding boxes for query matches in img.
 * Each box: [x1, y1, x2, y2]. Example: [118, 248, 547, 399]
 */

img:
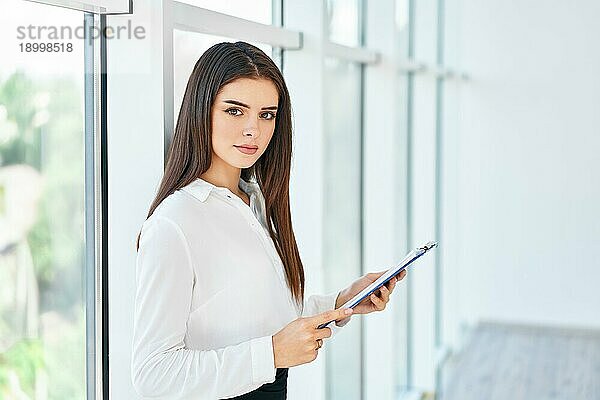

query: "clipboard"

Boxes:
[317, 241, 438, 329]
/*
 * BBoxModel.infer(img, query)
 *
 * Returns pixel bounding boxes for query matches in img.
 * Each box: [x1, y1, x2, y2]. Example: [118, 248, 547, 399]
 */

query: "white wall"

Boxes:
[107, 1, 166, 398]
[446, 0, 600, 338]
[283, 1, 330, 398]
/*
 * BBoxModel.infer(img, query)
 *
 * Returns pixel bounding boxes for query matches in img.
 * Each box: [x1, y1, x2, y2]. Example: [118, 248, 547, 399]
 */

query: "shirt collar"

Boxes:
[181, 176, 260, 203]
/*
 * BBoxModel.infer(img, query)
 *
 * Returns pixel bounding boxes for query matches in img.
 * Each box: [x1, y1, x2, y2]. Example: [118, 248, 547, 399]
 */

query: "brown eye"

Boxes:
[225, 108, 242, 116]
[261, 112, 276, 120]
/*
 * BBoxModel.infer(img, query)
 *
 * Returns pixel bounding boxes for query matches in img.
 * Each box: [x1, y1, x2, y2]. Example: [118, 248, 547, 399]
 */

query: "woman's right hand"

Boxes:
[271, 307, 353, 368]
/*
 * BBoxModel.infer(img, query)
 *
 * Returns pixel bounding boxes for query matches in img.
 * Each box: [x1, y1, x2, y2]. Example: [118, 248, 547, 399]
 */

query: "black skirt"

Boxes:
[225, 368, 289, 399]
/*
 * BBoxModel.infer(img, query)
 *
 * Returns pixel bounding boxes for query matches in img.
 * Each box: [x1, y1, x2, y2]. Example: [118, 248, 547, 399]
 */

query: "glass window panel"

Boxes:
[394, 0, 412, 395]
[413, 0, 438, 64]
[394, 73, 411, 396]
[323, 57, 362, 400]
[326, 0, 362, 47]
[409, 51, 439, 395]
[443, 0, 459, 70]
[176, 0, 273, 25]
[0, 0, 86, 399]
[396, 0, 410, 58]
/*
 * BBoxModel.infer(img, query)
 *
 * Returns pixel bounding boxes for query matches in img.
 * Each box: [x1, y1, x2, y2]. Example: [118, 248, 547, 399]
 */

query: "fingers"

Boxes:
[310, 327, 331, 353]
[309, 307, 353, 327]
[372, 269, 408, 311]
[314, 327, 332, 340]
[379, 284, 391, 302]
[396, 269, 407, 280]
[366, 270, 387, 280]
[370, 291, 386, 311]
[387, 270, 407, 289]
[385, 277, 397, 293]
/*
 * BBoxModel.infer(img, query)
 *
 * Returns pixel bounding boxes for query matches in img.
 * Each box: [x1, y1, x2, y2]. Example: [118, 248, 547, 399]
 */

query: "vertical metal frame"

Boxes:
[83, 12, 97, 400]
[433, 0, 448, 397]
[405, 0, 416, 389]
[358, 1, 367, 397]
[434, 0, 446, 356]
[163, 0, 174, 157]
[271, 0, 284, 68]
[99, 14, 109, 400]
[84, 12, 108, 400]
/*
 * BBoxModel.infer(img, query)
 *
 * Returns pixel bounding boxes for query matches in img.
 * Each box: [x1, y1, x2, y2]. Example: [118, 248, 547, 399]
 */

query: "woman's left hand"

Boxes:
[335, 269, 407, 315]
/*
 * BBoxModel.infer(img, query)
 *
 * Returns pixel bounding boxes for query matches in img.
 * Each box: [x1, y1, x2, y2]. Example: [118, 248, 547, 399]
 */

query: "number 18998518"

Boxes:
[19, 42, 73, 53]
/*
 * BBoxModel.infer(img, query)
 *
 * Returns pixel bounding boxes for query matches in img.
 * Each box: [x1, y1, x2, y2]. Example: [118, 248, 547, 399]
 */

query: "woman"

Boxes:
[131, 41, 406, 400]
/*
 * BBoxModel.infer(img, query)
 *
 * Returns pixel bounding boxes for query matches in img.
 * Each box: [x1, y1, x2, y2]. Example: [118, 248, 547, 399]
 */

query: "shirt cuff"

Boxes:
[250, 335, 277, 385]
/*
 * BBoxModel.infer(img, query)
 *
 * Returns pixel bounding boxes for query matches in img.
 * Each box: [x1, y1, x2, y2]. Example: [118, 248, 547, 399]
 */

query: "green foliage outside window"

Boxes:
[0, 70, 85, 399]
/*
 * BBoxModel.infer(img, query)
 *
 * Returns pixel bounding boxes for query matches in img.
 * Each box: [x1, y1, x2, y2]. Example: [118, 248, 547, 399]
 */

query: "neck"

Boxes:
[199, 154, 243, 195]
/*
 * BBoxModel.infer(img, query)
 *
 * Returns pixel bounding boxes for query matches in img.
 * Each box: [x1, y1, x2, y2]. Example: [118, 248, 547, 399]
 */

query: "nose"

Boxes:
[242, 119, 260, 138]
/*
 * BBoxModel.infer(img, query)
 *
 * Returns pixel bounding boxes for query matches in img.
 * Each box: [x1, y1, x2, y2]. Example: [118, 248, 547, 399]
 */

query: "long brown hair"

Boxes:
[136, 41, 305, 308]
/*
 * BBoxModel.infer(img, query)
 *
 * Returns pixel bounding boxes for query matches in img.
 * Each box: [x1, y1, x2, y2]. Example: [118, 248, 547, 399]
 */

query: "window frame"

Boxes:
[82, 10, 110, 400]
[2, 1, 118, 398]
[25, 0, 132, 14]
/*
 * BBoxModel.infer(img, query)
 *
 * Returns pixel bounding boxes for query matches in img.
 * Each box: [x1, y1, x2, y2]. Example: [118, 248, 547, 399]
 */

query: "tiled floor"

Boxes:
[440, 322, 600, 400]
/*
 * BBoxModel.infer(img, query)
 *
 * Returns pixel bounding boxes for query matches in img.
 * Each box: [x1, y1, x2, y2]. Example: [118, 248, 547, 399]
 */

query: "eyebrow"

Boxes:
[223, 99, 278, 110]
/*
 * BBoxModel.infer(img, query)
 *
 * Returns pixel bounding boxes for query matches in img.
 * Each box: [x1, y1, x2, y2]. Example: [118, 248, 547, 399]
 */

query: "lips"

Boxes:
[234, 145, 258, 155]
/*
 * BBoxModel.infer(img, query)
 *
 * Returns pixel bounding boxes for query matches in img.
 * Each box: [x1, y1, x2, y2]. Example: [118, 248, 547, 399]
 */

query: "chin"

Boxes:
[228, 157, 258, 169]
[229, 149, 261, 169]
[235, 161, 256, 169]
[215, 148, 261, 169]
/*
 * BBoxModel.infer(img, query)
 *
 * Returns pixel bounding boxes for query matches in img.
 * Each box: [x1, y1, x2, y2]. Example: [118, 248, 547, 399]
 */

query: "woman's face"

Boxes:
[211, 77, 279, 170]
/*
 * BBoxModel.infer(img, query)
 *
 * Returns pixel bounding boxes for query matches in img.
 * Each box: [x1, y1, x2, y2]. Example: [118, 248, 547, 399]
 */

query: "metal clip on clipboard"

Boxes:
[317, 240, 438, 330]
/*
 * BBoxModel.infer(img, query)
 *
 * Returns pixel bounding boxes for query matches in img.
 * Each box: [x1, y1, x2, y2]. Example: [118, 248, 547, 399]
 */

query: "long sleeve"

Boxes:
[131, 216, 277, 399]
[302, 292, 352, 338]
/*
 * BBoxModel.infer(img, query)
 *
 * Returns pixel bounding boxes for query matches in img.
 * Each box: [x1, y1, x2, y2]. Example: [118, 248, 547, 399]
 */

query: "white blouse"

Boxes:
[131, 176, 350, 399]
